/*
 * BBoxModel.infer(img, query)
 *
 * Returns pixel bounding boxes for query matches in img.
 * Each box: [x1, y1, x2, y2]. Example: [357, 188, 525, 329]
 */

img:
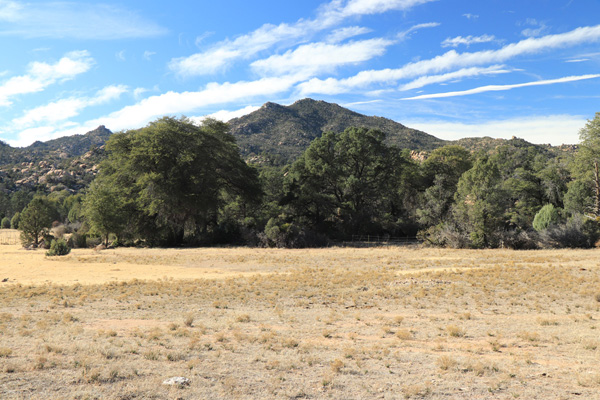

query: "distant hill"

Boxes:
[0, 99, 578, 193]
[0, 126, 111, 193]
[228, 98, 447, 162]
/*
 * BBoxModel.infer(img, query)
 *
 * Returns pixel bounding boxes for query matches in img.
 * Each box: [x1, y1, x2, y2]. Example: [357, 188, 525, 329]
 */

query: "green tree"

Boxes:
[417, 145, 472, 226]
[83, 177, 129, 246]
[1, 217, 10, 229]
[19, 197, 58, 247]
[284, 127, 409, 237]
[532, 204, 561, 232]
[572, 112, 600, 217]
[89, 116, 261, 245]
[452, 157, 507, 248]
[10, 212, 20, 229]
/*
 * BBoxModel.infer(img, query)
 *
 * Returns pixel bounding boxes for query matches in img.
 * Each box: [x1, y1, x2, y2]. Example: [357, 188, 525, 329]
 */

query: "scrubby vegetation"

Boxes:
[1, 245, 600, 398]
[2, 109, 600, 249]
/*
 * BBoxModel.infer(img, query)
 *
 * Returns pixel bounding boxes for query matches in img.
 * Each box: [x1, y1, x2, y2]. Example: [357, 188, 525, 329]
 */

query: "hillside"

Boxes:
[0, 126, 110, 193]
[0, 99, 578, 193]
[229, 98, 447, 161]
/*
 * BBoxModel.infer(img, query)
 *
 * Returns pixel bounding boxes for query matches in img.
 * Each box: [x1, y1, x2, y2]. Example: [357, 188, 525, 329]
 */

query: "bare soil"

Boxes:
[1, 235, 600, 399]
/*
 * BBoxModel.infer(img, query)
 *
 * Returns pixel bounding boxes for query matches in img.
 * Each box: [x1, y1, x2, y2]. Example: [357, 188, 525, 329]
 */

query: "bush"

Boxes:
[10, 212, 20, 229]
[261, 218, 329, 248]
[532, 204, 560, 232]
[0, 217, 10, 229]
[67, 232, 87, 249]
[46, 239, 71, 256]
[418, 223, 470, 248]
[540, 214, 600, 248]
[496, 229, 539, 250]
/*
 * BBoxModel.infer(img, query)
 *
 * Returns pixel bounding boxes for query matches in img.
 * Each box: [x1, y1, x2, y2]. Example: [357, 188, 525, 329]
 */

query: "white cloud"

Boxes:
[143, 51, 156, 61]
[298, 24, 600, 95]
[462, 13, 478, 20]
[0, 2, 167, 39]
[190, 105, 261, 125]
[12, 85, 127, 127]
[0, 51, 94, 106]
[133, 87, 149, 99]
[397, 22, 440, 40]
[401, 74, 600, 100]
[337, 0, 436, 16]
[6, 76, 301, 147]
[441, 34, 496, 48]
[399, 65, 510, 91]
[0, 0, 21, 21]
[82, 76, 302, 133]
[521, 18, 548, 38]
[326, 26, 372, 43]
[168, 0, 434, 77]
[251, 38, 394, 77]
[116, 50, 126, 62]
[565, 58, 589, 63]
[404, 115, 586, 145]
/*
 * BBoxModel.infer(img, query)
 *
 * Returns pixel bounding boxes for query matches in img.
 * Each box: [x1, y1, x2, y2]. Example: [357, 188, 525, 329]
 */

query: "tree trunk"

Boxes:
[595, 161, 600, 218]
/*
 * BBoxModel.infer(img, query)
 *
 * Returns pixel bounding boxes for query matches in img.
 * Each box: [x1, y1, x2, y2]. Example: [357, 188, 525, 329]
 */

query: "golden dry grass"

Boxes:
[1, 239, 600, 399]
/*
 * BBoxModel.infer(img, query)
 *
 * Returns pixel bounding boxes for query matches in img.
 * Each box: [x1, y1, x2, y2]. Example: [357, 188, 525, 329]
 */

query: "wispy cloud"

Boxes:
[7, 75, 301, 147]
[397, 22, 440, 40]
[441, 34, 496, 48]
[143, 51, 156, 61]
[0, 50, 94, 106]
[251, 38, 395, 77]
[298, 24, 600, 95]
[402, 74, 600, 100]
[0, 1, 167, 39]
[168, 0, 435, 77]
[400, 65, 510, 91]
[462, 13, 478, 20]
[521, 18, 548, 38]
[326, 26, 372, 43]
[190, 105, 261, 125]
[12, 85, 127, 127]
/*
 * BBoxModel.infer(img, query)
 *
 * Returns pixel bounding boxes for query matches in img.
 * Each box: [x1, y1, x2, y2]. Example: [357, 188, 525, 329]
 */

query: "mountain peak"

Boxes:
[228, 99, 446, 162]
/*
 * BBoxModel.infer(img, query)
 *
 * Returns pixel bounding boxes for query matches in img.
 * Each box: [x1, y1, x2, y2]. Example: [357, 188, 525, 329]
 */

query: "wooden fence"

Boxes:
[343, 235, 418, 247]
[0, 230, 20, 245]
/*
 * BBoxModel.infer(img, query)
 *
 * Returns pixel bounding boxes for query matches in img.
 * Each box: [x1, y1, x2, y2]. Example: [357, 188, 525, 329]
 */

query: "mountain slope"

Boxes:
[228, 98, 447, 161]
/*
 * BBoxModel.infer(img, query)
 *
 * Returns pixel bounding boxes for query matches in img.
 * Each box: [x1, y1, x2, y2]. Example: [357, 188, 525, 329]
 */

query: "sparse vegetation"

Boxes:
[1, 242, 597, 398]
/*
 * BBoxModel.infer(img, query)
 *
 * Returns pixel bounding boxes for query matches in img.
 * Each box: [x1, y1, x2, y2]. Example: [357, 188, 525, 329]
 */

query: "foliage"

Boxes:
[539, 214, 600, 248]
[451, 157, 507, 248]
[85, 117, 261, 246]
[19, 197, 59, 247]
[571, 112, 600, 217]
[283, 127, 411, 239]
[532, 204, 561, 232]
[46, 238, 71, 256]
[0, 217, 9, 229]
[10, 212, 20, 229]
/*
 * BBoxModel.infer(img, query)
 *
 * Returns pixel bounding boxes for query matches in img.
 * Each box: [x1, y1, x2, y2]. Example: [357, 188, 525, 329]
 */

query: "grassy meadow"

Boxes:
[1, 229, 600, 399]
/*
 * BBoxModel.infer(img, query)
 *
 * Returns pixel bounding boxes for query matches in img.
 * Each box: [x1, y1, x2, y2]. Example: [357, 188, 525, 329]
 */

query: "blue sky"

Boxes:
[1, 0, 599, 147]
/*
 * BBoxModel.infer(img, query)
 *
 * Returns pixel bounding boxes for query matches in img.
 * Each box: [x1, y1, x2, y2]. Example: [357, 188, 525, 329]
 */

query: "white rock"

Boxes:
[162, 377, 190, 386]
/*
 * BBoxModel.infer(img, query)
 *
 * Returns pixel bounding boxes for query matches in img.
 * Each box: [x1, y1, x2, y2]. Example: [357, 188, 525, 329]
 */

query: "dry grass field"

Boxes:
[1, 229, 600, 399]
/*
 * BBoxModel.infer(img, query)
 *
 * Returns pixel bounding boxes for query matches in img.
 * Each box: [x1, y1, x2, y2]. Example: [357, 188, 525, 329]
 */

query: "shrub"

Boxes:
[10, 212, 20, 229]
[0, 217, 10, 229]
[67, 232, 87, 249]
[261, 218, 329, 248]
[496, 229, 539, 250]
[533, 204, 561, 232]
[540, 214, 600, 248]
[46, 239, 71, 256]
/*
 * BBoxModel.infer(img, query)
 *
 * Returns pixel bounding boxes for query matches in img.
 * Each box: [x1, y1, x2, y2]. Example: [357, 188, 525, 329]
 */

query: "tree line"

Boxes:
[3, 112, 600, 250]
